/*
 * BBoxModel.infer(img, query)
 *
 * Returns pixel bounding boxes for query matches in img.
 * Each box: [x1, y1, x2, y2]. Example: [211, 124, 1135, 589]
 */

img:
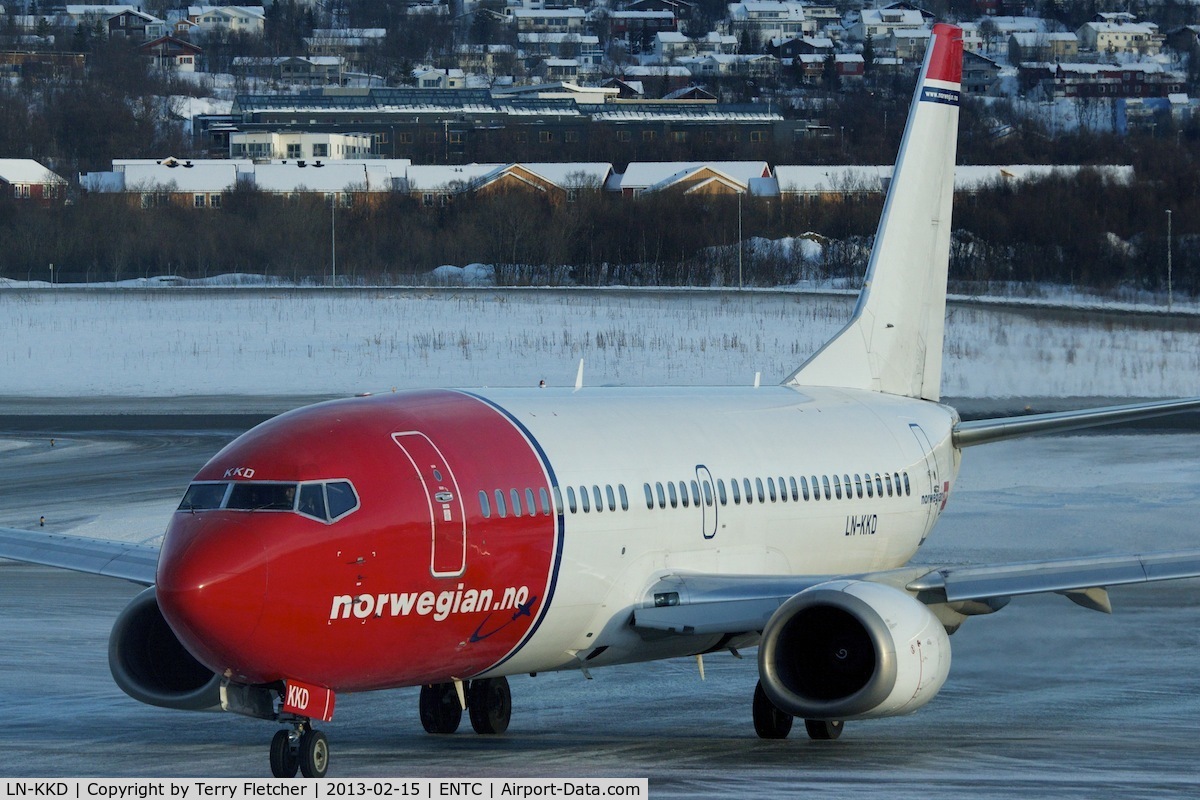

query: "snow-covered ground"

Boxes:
[2, 286, 1196, 399]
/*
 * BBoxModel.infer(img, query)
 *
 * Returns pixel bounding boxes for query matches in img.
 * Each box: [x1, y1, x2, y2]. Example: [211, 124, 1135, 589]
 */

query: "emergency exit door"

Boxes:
[393, 432, 466, 577]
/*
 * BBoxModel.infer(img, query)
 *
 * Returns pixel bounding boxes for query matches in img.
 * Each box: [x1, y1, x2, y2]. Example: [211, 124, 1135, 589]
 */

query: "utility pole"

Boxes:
[331, 196, 337, 287]
[1166, 209, 1172, 313]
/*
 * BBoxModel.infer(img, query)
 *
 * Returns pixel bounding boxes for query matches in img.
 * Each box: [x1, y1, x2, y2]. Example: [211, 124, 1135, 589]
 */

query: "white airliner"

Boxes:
[3, 24, 1200, 778]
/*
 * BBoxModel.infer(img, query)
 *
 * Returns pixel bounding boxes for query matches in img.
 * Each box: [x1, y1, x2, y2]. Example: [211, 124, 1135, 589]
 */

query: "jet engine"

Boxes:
[758, 580, 951, 720]
[108, 586, 223, 711]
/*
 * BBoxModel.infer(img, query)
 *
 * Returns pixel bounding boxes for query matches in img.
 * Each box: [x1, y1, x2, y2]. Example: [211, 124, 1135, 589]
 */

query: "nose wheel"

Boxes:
[269, 721, 329, 778]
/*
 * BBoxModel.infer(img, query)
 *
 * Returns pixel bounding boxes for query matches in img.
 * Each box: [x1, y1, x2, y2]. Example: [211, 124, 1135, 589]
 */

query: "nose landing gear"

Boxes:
[269, 720, 329, 778]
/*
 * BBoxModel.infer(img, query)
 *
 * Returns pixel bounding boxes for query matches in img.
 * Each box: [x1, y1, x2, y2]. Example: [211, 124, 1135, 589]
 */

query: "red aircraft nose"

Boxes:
[156, 513, 271, 683]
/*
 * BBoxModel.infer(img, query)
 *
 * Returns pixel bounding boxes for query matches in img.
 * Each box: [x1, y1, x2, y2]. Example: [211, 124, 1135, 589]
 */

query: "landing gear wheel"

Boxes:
[752, 681, 792, 739]
[467, 677, 512, 734]
[299, 729, 329, 778]
[804, 719, 844, 740]
[269, 729, 298, 778]
[420, 683, 463, 734]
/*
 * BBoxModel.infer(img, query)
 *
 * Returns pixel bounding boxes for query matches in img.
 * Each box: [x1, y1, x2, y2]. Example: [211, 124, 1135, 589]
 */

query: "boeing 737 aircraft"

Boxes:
[4, 24, 1200, 779]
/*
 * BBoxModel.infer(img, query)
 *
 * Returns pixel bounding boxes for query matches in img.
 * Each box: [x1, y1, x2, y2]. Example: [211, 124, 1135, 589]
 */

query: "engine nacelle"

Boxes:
[108, 586, 223, 711]
[758, 580, 951, 721]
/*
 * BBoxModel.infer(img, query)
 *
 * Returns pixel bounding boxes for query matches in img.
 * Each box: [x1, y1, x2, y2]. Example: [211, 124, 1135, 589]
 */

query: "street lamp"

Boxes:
[49, 263, 54, 286]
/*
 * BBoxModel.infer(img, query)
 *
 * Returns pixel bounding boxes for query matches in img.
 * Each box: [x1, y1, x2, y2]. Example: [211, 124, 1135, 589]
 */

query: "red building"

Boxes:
[0, 159, 68, 206]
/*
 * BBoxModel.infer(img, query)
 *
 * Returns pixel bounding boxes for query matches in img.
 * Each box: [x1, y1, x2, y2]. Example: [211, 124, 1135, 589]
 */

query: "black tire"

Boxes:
[419, 683, 463, 734]
[467, 677, 512, 735]
[299, 729, 329, 778]
[269, 729, 298, 778]
[804, 718, 844, 741]
[752, 681, 792, 739]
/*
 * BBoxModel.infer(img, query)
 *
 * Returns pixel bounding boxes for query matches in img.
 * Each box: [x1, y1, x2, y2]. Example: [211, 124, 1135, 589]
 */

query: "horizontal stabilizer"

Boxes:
[954, 396, 1200, 448]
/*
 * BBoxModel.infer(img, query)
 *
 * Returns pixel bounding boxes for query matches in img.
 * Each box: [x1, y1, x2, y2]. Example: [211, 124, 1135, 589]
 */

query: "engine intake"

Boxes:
[109, 586, 223, 711]
[758, 580, 951, 720]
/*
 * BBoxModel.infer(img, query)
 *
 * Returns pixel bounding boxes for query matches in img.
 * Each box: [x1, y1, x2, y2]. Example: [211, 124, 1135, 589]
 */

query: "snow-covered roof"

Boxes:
[513, 162, 612, 187]
[774, 164, 1135, 193]
[860, 8, 926, 27]
[610, 10, 676, 19]
[121, 162, 240, 193]
[0, 159, 67, 185]
[1081, 22, 1157, 35]
[1011, 31, 1078, 45]
[404, 164, 504, 192]
[253, 163, 389, 193]
[620, 162, 770, 191]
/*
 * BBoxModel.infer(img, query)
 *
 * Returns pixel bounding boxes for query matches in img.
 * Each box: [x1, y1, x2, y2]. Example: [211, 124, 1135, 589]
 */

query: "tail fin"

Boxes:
[786, 24, 962, 402]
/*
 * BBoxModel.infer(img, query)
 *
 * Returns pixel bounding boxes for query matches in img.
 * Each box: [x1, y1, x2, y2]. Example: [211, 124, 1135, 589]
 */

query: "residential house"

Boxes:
[886, 28, 930, 61]
[139, 34, 202, 72]
[619, 161, 772, 196]
[1008, 31, 1078, 62]
[653, 31, 738, 63]
[682, 53, 781, 79]
[305, 29, 387, 72]
[962, 51, 1000, 94]
[506, 9, 586, 34]
[846, 8, 927, 43]
[468, 162, 613, 204]
[1020, 61, 1184, 98]
[0, 159, 67, 205]
[188, 6, 265, 38]
[609, 10, 678, 54]
[413, 67, 467, 89]
[793, 53, 864, 83]
[768, 36, 833, 60]
[232, 56, 344, 86]
[106, 8, 165, 39]
[517, 33, 603, 69]
[727, 2, 814, 44]
[1077, 21, 1161, 55]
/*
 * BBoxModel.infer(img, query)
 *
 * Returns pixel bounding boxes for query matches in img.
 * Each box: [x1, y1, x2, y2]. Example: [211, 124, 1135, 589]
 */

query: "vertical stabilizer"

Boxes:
[786, 24, 962, 401]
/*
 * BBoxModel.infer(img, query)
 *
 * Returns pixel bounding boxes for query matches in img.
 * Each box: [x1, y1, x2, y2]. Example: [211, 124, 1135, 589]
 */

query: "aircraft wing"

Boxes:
[0, 527, 159, 586]
[631, 550, 1200, 635]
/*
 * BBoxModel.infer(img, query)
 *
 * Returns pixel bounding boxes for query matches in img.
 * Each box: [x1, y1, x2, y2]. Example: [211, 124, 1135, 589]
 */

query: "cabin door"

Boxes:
[392, 431, 467, 578]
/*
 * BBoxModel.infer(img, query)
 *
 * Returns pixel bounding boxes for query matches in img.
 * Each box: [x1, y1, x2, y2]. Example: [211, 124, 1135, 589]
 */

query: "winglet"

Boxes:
[786, 24, 962, 401]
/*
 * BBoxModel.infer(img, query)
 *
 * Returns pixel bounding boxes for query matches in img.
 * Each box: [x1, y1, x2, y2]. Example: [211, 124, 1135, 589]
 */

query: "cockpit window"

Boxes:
[178, 482, 228, 511]
[227, 483, 297, 511]
[176, 479, 359, 524]
[326, 481, 357, 519]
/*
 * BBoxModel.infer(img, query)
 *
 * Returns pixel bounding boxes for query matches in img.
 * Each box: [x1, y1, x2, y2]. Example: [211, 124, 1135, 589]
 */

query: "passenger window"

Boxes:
[298, 484, 327, 520]
[806, 476, 815, 501]
[875, 474, 884, 496]
[539, 487, 551, 515]
[702, 480, 712, 506]
[885, 474, 893, 496]
[731, 479, 741, 504]
[844, 475, 852, 499]
[789, 476, 799, 501]
[855, 474, 863, 499]
[668, 482, 678, 508]
[717, 479, 727, 505]
[619, 484, 628, 511]
[605, 485, 616, 512]
[865, 473, 874, 498]
[566, 486, 578, 513]
[833, 475, 842, 500]
[903, 473, 911, 496]
[178, 482, 228, 511]
[894, 473, 902, 496]
[553, 486, 564, 513]
[690, 480, 700, 506]
[580, 486, 591, 513]
[644, 483, 655, 510]
[525, 488, 537, 517]
[767, 477, 777, 503]
[479, 490, 491, 518]
[593, 485, 604, 513]
[743, 478, 753, 504]
[678, 481, 688, 508]
[495, 489, 507, 518]
[822, 475, 831, 500]
[510, 489, 522, 516]
[655, 482, 666, 508]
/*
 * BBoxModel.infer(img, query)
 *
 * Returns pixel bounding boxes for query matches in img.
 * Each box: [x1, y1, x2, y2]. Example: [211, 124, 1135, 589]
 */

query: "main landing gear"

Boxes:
[420, 677, 512, 735]
[752, 680, 843, 742]
[269, 720, 329, 778]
